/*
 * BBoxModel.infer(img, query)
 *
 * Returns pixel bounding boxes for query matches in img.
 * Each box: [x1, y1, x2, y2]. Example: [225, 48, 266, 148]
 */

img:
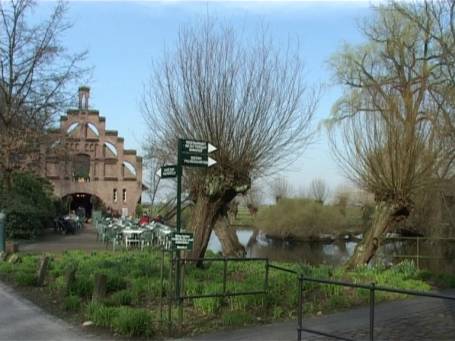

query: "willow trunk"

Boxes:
[188, 195, 245, 261]
[346, 202, 407, 269]
[213, 214, 246, 257]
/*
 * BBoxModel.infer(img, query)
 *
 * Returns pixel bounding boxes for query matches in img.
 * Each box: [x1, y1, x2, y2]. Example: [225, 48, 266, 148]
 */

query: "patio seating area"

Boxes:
[53, 215, 84, 235]
[94, 216, 176, 251]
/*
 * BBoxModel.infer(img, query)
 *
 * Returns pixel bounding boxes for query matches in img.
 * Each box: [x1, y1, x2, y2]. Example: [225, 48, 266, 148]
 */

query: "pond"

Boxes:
[207, 229, 455, 273]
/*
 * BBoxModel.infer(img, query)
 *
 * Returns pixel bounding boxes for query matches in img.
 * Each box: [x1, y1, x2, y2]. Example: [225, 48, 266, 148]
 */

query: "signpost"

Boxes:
[159, 138, 217, 320]
[182, 154, 217, 168]
[171, 232, 194, 250]
[158, 165, 177, 178]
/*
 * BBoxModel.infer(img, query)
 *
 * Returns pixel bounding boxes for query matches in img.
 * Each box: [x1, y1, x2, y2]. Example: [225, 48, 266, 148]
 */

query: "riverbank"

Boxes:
[0, 249, 435, 339]
[252, 198, 368, 241]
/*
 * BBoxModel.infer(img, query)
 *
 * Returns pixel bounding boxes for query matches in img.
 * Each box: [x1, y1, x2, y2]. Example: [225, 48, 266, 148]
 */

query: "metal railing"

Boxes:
[297, 275, 455, 341]
[166, 256, 270, 331]
[177, 257, 270, 300]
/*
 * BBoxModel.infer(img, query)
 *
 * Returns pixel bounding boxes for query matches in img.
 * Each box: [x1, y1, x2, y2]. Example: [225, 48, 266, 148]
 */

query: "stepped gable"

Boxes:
[43, 86, 143, 217]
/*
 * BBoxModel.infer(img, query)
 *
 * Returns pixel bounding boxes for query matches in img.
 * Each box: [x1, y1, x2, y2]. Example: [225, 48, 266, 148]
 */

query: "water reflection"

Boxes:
[208, 229, 356, 266]
[208, 229, 455, 273]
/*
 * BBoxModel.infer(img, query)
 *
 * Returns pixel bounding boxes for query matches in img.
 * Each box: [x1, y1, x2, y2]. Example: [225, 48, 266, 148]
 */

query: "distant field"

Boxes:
[232, 206, 255, 227]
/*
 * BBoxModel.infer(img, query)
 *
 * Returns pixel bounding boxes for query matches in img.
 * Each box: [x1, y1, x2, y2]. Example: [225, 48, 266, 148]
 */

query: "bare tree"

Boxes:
[143, 20, 317, 259]
[0, 0, 87, 190]
[309, 178, 329, 204]
[327, 3, 453, 268]
[142, 137, 171, 210]
[269, 176, 291, 203]
[242, 181, 263, 211]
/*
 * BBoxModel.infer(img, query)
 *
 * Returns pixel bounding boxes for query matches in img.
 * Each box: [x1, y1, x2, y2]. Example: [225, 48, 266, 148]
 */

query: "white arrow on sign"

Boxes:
[208, 143, 217, 153]
[208, 156, 217, 167]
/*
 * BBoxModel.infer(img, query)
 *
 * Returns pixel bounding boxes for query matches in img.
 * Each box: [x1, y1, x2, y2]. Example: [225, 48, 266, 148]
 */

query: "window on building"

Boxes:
[113, 189, 117, 203]
[72, 153, 90, 182]
[122, 189, 127, 202]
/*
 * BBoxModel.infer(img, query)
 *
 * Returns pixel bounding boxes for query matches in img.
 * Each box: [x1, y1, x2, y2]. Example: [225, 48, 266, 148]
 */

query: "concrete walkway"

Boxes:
[0, 281, 100, 341]
[185, 290, 455, 341]
[19, 224, 106, 253]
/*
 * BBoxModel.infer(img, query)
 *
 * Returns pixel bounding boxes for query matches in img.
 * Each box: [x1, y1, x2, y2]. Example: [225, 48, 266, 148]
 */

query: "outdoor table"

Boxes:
[122, 229, 144, 248]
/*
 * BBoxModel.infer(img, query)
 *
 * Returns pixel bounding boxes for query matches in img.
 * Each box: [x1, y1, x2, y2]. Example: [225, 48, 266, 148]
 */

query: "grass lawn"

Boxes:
[0, 250, 438, 338]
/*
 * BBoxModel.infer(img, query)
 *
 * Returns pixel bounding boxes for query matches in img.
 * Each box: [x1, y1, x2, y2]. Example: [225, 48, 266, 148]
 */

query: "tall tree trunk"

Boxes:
[188, 196, 221, 260]
[346, 202, 409, 269]
[213, 213, 246, 257]
[187, 192, 245, 262]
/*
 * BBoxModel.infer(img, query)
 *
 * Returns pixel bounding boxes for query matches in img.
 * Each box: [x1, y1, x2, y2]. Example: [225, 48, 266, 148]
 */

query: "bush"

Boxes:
[254, 198, 363, 239]
[0, 172, 56, 239]
[111, 307, 153, 337]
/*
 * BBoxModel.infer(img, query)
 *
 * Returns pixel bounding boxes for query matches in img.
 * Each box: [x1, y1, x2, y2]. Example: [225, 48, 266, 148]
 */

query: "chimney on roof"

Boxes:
[78, 86, 90, 110]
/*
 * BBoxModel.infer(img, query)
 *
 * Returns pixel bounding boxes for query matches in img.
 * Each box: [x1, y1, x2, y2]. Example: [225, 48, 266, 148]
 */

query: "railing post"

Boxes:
[223, 257, 227, 296]
[167, 254, 173, 335]
[265, 259, 269, 292]
[416, 237, 420, 270]
[0, 212, 5, 253]
[369, 282, 375, 341]
[298, 275, 304, 341]
[159, 248, 165, 323]
[178, 260, 184, 330]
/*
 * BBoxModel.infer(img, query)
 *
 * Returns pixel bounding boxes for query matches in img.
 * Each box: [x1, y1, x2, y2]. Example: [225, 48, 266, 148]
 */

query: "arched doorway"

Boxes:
[62, 193, 104, 218]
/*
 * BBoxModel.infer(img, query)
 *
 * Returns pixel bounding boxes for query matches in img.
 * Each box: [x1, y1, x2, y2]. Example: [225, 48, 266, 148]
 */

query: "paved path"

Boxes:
[19, 224, 106, 253]
[185, 290, 455, 341]
[0, 281, 100, 341]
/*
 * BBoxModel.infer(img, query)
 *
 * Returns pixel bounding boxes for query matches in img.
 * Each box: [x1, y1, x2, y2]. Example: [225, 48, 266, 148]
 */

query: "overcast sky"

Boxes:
[36, 0, 374, 197]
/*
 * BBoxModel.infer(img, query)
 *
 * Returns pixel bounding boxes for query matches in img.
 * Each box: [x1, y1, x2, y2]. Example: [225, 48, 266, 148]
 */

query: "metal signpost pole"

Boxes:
[165, 138, 216, 329]
[0, 212, 5, 253]
[176, 139, 183, 326]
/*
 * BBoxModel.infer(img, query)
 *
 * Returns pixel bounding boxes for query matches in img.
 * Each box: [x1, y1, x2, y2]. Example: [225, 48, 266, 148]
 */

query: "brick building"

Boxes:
[42, 86, 143, 217]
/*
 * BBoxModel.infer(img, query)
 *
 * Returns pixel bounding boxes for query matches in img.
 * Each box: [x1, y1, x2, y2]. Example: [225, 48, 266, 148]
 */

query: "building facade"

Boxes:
[43, 86, 143, 217]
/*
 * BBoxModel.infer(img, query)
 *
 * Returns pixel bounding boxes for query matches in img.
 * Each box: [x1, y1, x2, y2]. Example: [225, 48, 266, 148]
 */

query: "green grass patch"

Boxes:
[112, 307, 154, 337]
[222, 310, 255, 326]
[14, 271, 36, 286]
[64, 295, 81, 311]
[0, 250, 439, 338]
[86, 302, 118, 327]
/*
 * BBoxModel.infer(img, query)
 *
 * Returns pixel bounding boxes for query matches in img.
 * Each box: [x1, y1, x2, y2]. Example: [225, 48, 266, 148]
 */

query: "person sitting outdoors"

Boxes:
[139, 214, 150, 226]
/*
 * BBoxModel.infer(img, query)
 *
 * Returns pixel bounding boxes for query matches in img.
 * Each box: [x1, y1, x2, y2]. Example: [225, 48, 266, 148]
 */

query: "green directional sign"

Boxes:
[182, 154, 217, 168]
[181, 139, 217, 155]
[171, 232, 194, 250]
[159, 165, 177, 178]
